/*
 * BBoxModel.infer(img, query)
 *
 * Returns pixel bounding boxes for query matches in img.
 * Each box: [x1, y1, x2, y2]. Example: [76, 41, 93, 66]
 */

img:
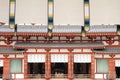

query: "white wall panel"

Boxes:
[73, 49, 81, 52]
[27, 49, 36, 52]
[74, 54, 91, 63]
[95, 74, 103, 78]
[60, 49, 69, 52]
[28, 54, 45, 63]
[0, 60, 3, 66]
[104, 55, 111, 58]
[0, 55, 4, 58]
[37, 49, 46, 52]
[115, 60, 120, 67]
[16, 74, 24, 78]
[8, 55, 15, 58]
[95, 54, 102, 58]
[115, 54, 120, 58]
[51, 54, 68, 63]
[83, 49, 92, 52]
[16, 55, 24, 58]
[50, 49, 59, 52]
[16, 0, 47, 24]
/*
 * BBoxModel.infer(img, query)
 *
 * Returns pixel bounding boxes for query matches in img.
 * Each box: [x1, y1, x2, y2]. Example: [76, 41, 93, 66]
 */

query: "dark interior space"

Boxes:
[74, 63, 91, 74]
[116, 67, 120, 78]
[51, 63, 68, 74]
[28, 63, 45, 74]
[0, 67, 3, 78]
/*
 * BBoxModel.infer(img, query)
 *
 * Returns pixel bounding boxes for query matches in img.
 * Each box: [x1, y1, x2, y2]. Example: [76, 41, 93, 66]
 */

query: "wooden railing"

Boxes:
[2, 74, 13, 80]
[26, 74, 91, 79]
[27, 74, 45, 78]
[74, 74, 91, 78]
[51, 74, 68, 78]
[0, 74, 2, 78]
[106, 74, 116, 80]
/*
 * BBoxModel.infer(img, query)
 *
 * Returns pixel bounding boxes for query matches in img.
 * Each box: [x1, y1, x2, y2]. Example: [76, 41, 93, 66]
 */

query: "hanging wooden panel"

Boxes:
[74, 54, 91, 63]
[9, 0, 16, 28]
[28, 54, 45, 63]
[51, 54, 68, 63]
[48, 0, 54, 36]
[84, 0, 90, 31]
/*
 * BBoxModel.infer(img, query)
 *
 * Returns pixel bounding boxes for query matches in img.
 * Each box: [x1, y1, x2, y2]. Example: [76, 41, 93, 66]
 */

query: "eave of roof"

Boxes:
[94, 48, 120, 54]
[0, 47, 25, 54]
[14, 42, 104, 49]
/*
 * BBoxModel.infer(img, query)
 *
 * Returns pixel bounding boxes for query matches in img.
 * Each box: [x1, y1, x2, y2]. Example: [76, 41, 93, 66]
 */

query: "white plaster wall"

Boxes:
[90, 0, 120, 25]
[8, 55, 15, 58]
[0, 0, 9, 24]
[115, 54, 120, 58]
[95, 54, 102, 58]
[0, 60, 3, 66]
[0, 0, 120, 25]
[104, 54, 111, 58]
[54, 0, 84, 25]
[37, 49, 46, 52]
[16, 74, 24, 78]
[15, 0, 47, 24]
[83, 49, 92, 52]
[73, 49, 81, 52]
[26, 49, 36, 52]
[95, 74, 103, 78]
[0, 55, 4, 58]
[60, 49, 69, 52]
[50, 49, 59, 52]
[16, 54, 24, 58]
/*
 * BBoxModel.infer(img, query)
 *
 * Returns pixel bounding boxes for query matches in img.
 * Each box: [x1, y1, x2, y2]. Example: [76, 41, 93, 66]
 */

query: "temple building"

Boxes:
[0, 0, 120, 80]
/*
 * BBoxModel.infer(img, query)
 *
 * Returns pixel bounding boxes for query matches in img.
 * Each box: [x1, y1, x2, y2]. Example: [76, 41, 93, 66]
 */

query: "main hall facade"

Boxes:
[0, 25, 120, 80]
[0, 0, 120, 80]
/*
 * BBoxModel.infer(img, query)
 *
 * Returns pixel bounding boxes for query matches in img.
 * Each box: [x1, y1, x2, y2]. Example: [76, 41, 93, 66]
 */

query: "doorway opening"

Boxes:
[74, 63, 91, 78]
[116, 67, 120, 78]
[51, 63, 68, 78]
[0, 67, 3, 78]
[28, 63, 45, 78]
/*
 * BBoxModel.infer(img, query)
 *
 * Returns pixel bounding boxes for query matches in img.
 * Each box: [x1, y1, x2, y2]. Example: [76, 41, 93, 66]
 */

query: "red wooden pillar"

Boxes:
[24, 53, 28, 79]
[45, 49, 51, 79]
[68, 49, 74, 79]
[91, 53, 95, 79]
[3, 55, 10, 79]
[109, 56, 115, 79]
